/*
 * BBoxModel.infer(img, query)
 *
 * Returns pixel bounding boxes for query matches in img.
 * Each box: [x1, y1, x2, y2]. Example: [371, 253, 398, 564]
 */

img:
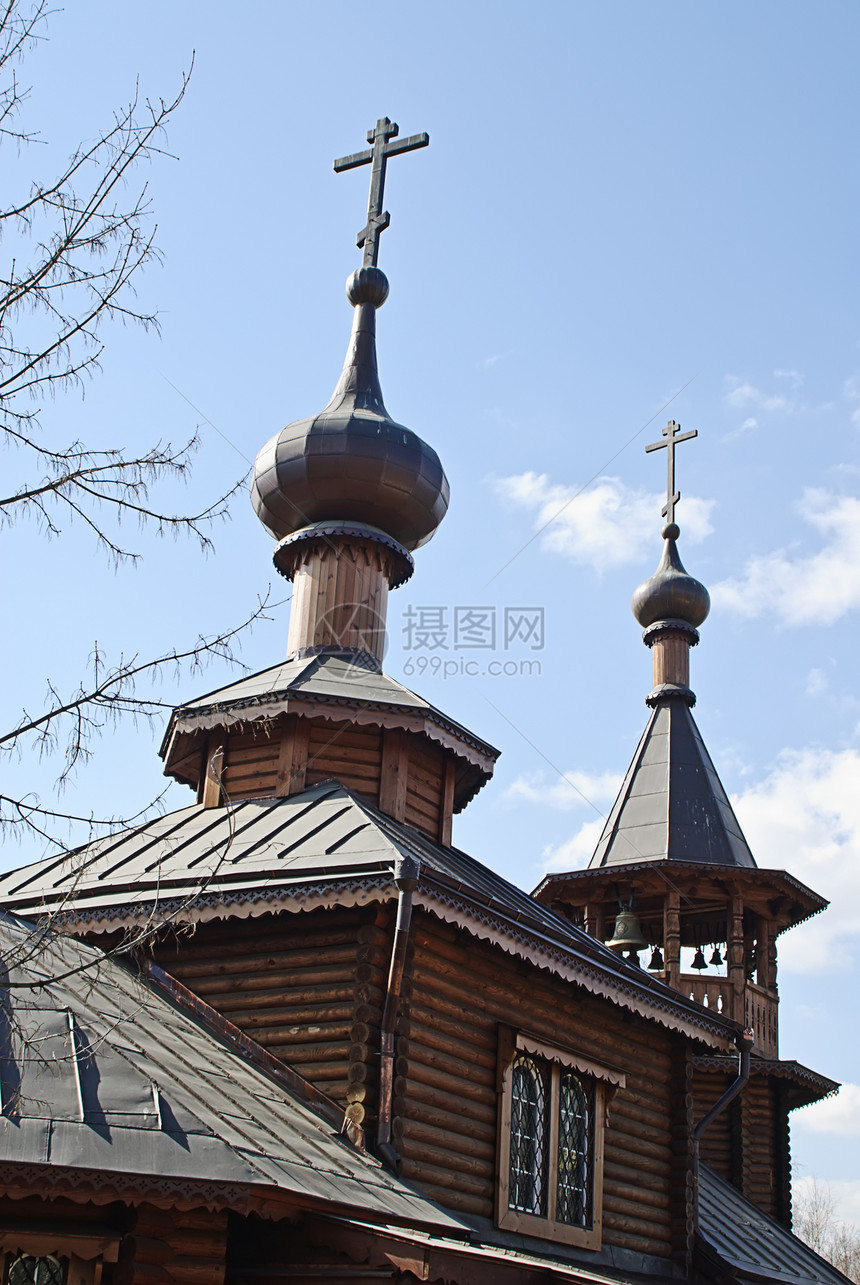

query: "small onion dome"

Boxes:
[251, 265, 450, 552]
[632, 523, 710, 629]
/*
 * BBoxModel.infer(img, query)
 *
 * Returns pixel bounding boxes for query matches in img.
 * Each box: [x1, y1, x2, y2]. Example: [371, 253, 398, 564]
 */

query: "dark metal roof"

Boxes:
[0, 912, 468, 1231]
[693, 1055, 839, 1111]
[0, 782, 739, 1048]
[161, 652, 499, 762]
[699, 1164, 852, 1284]
[590, 701, 756, 870]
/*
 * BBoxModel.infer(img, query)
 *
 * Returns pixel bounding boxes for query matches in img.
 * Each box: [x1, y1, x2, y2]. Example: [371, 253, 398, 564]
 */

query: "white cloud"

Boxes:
[496, 472, 714, 573]
[542, 818, 607, 872]
[794, 1084, 860, 1138]
[712, 489, 860, 626]
[774, 368, 804, 390]
[805, 668, 828, 697]
[742, 416, 758, 431]
[724, 375, 789, 412]
[503, 769, 621, 812]
[731, 747, 860, 972]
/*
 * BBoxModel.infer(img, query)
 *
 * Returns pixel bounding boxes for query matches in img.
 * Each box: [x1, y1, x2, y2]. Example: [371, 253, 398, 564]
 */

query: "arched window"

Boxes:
[497, 1031, 623, 1249]
[556, 1071, 594, 1228]
[6, 1256, 65, 1285]
[509, 1054, 549, 1215]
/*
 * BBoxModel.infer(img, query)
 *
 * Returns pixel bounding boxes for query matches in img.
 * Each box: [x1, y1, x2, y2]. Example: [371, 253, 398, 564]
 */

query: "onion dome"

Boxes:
[251, 265, 449, 552]
[632, 522, 710, 629]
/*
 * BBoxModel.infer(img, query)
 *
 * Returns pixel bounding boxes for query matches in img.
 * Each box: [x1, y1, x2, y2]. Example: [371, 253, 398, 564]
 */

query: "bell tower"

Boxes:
[533, 423, 835, 1225]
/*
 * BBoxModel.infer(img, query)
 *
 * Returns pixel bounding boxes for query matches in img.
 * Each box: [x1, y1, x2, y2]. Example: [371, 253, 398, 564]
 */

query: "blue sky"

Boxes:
[2, 0, 859, 1217]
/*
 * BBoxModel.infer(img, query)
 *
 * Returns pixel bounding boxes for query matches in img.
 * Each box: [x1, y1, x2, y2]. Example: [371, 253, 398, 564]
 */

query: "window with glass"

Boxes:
[496, 1029, 624, 1249]
[5, 1257, 65, 1285]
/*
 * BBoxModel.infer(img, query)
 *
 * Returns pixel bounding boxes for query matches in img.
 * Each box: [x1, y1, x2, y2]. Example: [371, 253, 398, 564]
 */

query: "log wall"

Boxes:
[209, 715, 450, 842]
[693, 1068, 791, 1226]
[395, 911, 686, 1264]
[153, 905, 390, 1117]
[116, 1205, 228, 1285]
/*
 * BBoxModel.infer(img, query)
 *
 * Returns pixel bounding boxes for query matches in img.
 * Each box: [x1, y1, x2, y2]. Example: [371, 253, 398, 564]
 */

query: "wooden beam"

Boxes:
[439, 756, 455, 846]
[201, 729, 226, 809]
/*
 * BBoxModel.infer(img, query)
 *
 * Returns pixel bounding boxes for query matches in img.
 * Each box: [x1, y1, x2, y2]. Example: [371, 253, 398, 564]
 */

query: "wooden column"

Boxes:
[664, 890, 681, 990]
[274, 717, 309, 797]
[727, 895, 746, 1027]
[201, 729, 226, 809]
[651, 628, 691, 688]
[284, 537, 403, 663]
[379, 727, 408, 821]
[757, 917, 772, 990]
[584, 903, 606, 942]
[439, 756, 455, 847]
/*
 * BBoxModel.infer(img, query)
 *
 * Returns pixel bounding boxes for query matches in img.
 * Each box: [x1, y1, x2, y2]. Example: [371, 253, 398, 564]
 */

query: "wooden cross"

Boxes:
[334, 117, 429, 268]
[645, 419, 697, 526]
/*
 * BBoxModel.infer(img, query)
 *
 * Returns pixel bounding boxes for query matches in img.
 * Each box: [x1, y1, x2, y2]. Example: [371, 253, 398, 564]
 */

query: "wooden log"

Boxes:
[395, 1116, 495, 1165]
[405, 1181, 489, 1218]
[603, 1160, 671, 1196]
[603, 1176, 671, 1213]
[392, 1083, 496, 1127]
[397, 1019, 496, 1069]
[398, 1150, 494, 1199]
[605, 1225, 672, 1257]
[603, 1191, 672, 1232]
[396, 1037, 496, 1084]
[394, 1058, 496, 1106]
[398, 1095, 496, 1139]
[251, 1039, 351, 1064]
[605, 1132, 668, 1167]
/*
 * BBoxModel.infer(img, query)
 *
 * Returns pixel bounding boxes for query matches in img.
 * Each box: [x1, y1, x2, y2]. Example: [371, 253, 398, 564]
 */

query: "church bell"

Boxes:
[607, 906, 649, 955]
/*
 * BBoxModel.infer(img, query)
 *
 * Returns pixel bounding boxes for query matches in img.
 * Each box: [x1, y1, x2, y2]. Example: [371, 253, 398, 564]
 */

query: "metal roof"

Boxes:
[0, 782, 739, 1048]
[590, 701, 756, 870]
[699, 1165, 852, 1284]
[160, 651, 500, 764]
[0, 911, 467, 1231]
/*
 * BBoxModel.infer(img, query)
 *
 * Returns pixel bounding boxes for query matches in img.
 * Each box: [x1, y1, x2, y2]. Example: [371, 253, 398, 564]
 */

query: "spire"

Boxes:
[249, 118, 449, 663]
[631, 420, 709, 706]
[586, 421, 755, 871]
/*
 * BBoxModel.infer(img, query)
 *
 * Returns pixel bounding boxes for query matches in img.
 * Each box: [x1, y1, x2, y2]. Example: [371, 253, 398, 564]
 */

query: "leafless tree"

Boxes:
[0, 1, 269, 862]
[794, 1178, 860, 1283]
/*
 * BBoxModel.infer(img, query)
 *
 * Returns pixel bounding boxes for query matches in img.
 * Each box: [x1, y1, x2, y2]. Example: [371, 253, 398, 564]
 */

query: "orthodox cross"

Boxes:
[645, 419, 697, 526]
[334, 117, 429, 268]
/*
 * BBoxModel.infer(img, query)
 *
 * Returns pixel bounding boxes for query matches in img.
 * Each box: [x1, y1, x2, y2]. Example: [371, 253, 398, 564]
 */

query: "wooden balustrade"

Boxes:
[744, 980, 779, 1058]
[667, 973, 778, 1058]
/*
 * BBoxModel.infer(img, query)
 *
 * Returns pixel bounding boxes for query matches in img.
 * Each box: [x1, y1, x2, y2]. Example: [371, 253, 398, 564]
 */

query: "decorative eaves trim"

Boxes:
[414, 886, 736, 1049]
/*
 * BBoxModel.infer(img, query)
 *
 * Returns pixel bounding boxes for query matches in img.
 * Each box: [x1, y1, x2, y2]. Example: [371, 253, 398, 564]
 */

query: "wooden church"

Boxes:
[0, 119, 848, 1285]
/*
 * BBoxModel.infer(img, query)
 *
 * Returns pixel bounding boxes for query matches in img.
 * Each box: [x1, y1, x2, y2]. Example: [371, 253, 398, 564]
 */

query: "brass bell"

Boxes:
[648, 946, 665, 971]
[709, 946, 723, 967]
[607, 906, 648, 955]
[691, 947, 707, 971]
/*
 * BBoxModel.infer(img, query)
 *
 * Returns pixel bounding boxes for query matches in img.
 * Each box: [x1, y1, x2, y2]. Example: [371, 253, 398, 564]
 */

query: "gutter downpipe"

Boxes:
[692, 1026, 755, 1219]
[377, 854, 420, 1172]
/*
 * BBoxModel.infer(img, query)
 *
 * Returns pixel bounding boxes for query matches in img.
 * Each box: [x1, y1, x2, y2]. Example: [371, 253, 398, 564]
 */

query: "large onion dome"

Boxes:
[251, 266, 449, 552]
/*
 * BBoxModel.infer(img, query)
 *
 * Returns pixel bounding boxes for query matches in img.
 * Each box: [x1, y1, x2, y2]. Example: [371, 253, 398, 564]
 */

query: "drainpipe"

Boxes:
[693, 1027, 755, 1213]
[376, 854, 420, 1172]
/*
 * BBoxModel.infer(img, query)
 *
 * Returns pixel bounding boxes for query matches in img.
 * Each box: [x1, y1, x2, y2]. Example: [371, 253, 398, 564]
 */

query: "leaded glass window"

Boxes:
[509, 1054, 549, 1215]
[556, 1071, 594, 1227]
[498, 1034, 617, 1248]
[6, 1256, 65, 1285]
